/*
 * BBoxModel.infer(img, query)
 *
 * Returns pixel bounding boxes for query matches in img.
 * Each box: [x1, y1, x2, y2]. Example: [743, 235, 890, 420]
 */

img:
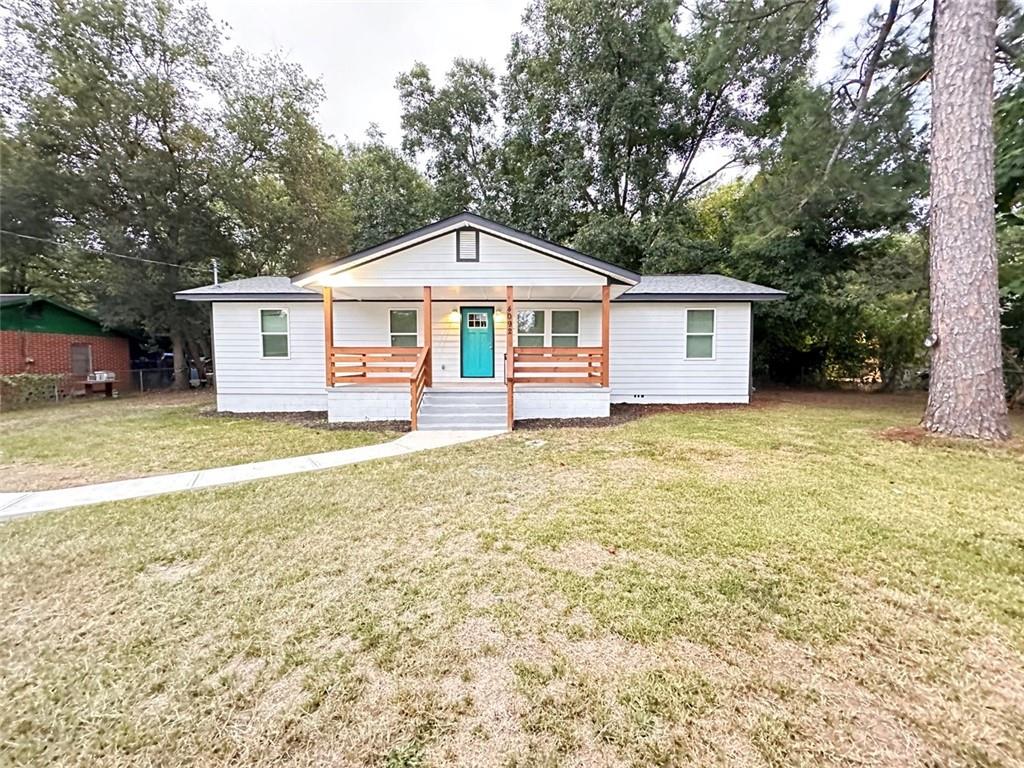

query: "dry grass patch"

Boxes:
[1, 392, 1022, 766]
[0, 391, 396, 491]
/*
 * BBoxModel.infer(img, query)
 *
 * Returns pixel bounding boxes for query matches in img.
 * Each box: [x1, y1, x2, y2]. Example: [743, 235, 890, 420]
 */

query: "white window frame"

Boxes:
[515, 309, 546, 347]
[388, 307, 419, 348]
[684, 307, 716, 361]
[259, 308, 290, 359]
[550, 309, 580, 348]
[514, 308, 581, 348]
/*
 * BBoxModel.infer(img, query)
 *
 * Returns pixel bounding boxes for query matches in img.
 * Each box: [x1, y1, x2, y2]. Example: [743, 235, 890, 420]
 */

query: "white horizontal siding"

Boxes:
[609, 302, 751, 403]
[332, 300, 601, 384]
[212, 303, 326, 408]
[210, 300, 753, 413]
[332, 232, 605, 287]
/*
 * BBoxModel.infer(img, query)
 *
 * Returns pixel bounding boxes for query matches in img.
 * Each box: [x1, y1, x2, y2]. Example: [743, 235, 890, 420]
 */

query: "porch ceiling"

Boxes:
[326, 284, 628, 302]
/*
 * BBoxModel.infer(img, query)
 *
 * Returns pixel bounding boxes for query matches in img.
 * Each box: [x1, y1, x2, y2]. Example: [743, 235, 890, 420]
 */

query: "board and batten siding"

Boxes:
[212, 302, 326, 412]
[609, 302, 751, 403]
[330, 231, 605, 287]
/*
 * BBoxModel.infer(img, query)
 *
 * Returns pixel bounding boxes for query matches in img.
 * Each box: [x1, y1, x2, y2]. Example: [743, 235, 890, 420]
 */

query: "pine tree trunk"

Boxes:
[923, 0, 1010, 440]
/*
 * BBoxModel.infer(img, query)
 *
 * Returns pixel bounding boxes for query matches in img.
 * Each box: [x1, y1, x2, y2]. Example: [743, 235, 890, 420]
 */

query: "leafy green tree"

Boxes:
[343, 128, 435, 250]
[503, 0, 823, 246]
[1, 0, 354, 381]
[2, 0, 232, 378]
[216, 51, 353, 276]
[396, 59, 501, 216]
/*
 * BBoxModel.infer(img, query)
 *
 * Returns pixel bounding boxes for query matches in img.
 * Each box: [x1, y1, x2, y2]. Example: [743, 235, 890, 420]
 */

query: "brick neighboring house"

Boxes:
[0, 294, 132, 383]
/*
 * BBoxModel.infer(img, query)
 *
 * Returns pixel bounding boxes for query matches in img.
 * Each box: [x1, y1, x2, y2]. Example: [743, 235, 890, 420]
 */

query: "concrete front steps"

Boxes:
[417, 389, 508, 431]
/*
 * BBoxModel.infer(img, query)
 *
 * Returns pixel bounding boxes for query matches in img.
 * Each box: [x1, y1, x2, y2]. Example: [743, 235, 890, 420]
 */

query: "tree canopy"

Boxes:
[2, 0, 1022, 403]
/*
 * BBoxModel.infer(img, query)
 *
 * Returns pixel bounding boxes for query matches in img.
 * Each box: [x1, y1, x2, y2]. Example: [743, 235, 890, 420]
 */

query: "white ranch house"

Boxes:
[177, 212, 785, 430]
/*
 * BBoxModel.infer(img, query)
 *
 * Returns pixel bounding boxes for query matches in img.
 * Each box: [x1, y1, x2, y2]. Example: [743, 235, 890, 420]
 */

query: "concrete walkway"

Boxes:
[0, 429, 503, 521]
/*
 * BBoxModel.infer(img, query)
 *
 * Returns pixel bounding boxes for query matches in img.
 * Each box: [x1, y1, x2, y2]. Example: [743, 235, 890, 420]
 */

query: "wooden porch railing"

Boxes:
[328, 346, 431, 428]
[510, 346, 605, 385]
[410, 347, 430, 431]
[329, 346, 423, 384]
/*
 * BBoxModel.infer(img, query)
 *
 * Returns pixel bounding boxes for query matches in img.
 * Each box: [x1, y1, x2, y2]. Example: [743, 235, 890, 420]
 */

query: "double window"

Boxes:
[516, 309, 579, 348]
[260, 309, 289, 358]
[389, 309, 418, 347]
[685, 309, 715, 359]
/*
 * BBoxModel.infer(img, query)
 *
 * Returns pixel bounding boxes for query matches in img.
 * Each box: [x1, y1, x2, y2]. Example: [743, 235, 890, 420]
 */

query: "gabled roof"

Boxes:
[0, 293, 114, 323]
[290, 211, 642, 286]
[619, 275, 786, 302]
[175, 276, 321, 302]
[0, 293, 134, 336]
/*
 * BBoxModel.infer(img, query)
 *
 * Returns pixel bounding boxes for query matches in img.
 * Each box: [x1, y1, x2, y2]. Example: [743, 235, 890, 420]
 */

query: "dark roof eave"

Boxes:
[615, 293, 787, 302]
[175, 292, 321, 302]
[176, 291, 787, 303]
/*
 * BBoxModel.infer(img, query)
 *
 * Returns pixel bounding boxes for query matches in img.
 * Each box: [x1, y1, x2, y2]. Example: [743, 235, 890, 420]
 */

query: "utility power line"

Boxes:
[0, 229, 211, 275]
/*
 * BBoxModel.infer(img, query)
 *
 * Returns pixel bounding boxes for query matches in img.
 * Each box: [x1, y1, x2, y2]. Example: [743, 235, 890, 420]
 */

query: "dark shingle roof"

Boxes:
[619, 275, 786, 301]
[177, 273, 785, 302]
[176, 276, 321, 302]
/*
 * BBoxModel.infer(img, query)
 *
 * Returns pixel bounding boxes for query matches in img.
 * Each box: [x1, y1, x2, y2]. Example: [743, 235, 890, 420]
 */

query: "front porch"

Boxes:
[319, 285, 613, 430]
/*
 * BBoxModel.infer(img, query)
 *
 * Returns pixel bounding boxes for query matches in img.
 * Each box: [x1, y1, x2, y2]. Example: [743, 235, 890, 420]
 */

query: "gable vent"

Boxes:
[456, 230, 479, 262]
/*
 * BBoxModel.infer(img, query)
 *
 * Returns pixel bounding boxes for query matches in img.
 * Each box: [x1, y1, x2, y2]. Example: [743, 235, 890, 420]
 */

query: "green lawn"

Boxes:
[0, 392, 397, 491]
[1, 393, 1022, 767]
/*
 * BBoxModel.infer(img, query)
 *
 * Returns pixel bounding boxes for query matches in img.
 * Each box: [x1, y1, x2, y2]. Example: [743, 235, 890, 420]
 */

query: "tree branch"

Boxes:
[800, 0, 900, 210]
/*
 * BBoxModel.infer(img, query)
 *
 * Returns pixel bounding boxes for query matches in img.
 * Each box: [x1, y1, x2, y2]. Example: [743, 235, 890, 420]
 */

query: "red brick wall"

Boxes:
[0, 330, 131, 377]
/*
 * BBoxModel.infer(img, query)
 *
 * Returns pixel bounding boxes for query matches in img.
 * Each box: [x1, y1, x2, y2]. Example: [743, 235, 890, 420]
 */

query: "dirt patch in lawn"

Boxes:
[201, 408, 410, 433]
[878, 425, 1024, 456]
[536, 539, 621, 576]
[516, 401, 755, 430]
[0, 461, 93, 492]
[139, 560, 203, 583]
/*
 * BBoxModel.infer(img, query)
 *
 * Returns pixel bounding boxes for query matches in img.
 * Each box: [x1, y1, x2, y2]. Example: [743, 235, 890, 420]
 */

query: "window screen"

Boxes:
[70, 343, 93, 376]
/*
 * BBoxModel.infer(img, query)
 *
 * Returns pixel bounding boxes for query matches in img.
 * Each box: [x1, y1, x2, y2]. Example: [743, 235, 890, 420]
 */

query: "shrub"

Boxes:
[0, 373, 65, 410]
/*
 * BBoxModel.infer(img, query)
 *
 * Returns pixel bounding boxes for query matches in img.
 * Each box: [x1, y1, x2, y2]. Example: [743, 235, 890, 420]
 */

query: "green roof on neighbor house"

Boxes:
[0, 294, 126, 337]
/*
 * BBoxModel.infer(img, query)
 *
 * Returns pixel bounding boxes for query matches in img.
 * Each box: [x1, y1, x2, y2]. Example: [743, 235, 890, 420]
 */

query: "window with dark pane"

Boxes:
[260, 309, 289, 357]
[551, 310, 579, 347]
[516, 310, 544, 347]
[685, 309, 714, 359]
[390, 309, 418, 347]
[70, 343, 93, 376]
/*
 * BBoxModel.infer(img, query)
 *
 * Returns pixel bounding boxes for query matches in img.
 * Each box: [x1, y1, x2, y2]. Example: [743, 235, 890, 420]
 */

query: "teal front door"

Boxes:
[460, 307, 494, 378]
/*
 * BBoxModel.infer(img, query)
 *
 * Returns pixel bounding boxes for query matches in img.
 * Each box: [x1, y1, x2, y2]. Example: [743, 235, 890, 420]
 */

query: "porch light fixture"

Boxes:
[448, 308, 461, 323]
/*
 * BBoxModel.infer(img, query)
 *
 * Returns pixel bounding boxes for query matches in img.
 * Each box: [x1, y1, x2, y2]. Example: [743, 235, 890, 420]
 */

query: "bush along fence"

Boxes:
[0, 367, 206, 410]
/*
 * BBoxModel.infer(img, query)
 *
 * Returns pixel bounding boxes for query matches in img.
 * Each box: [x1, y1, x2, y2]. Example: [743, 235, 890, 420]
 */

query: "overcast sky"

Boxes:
[204, 0, 880, 147]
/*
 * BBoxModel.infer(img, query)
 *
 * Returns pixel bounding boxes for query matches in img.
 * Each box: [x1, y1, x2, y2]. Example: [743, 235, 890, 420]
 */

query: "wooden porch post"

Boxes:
[423, 285, 433, 386]
[506, 285, 515, 430]
[323, 286, 334, 387]
[601, 284, 610, 388]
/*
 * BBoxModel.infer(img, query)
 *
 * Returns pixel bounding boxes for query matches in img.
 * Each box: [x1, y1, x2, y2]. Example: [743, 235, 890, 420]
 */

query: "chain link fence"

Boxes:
[0, 366, 213, 410]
